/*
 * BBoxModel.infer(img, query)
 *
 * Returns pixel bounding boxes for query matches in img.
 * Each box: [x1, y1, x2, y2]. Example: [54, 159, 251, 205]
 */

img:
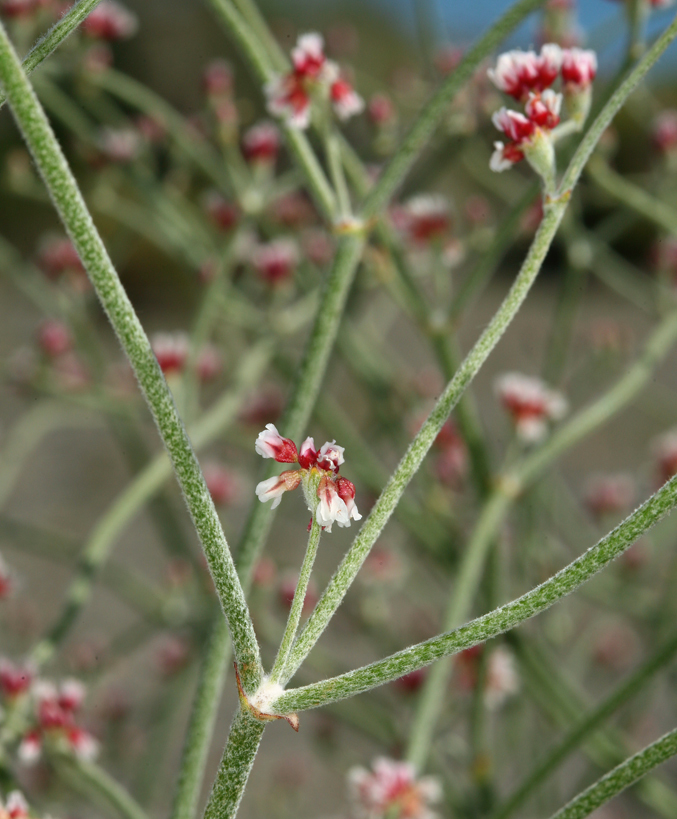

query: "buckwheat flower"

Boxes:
[336, 476, 362, 523]
[368, 93, 396, 126]
[251, 239, 299, 284]
[330, 75, 365, 120]
[485, 646, 520, 709]
[561, 47, 597, 90]
[4, 791, 29, 819]
[203, 59, 233, 97]
[202, 462, 239, 506]
[398, 194, 451, 244]
[242, 121, 280, 165]
[317, 440, 345, 472]
[315, 475, 350, 532]
[265, 73, 313, 129]
[203, 191, 239, 232]
[298, 436, 318, 469]
[68, 727, 100, 761]
[653, 110, 677, 153]
[17, 731, 42, 765]
[1, 0, 46, 18]
[584, 473, 635, 518]
[488, 44, 562, 100]
[38, 320, 72, 358]
[81, 0, 138, 40]
[255, 470, 302, 509]
[524, 89, 562, 129]
[495, 372, 567, 442]
[255, 424, 299, 463]
[196, 344, 221, 382]
[0, 658, 33, 700]
[98, 127, 141, 163]
[37, 235, 84, 280]
[291, 32, 328, 78]
[348, 757, 442, 819]
[151, 332, 189, 375]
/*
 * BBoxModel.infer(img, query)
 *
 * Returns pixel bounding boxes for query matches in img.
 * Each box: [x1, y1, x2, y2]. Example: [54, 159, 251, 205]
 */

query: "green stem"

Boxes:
[29, 342, 271, 668]
[491, 629, 677, 819]
[202, 710, 265, 819]
[547, 727, 677, 819]
[270, 518, 322, 684]
[171, 618, 230, 819]
[362, 0, 549, 217]
[0, 0, 103, 110]
[272, 472, 677, 713]
[283, 200, 569, 685]
[587, 155, 677, 236]
[55, 754, 150, 819]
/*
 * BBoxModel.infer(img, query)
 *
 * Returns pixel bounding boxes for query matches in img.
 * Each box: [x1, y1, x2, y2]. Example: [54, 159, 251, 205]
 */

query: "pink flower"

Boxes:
[203, 191, 239, 232]
[561, 47, 597, 89]
[0, 553, 12, 599]
[17, 731, 42, 765]
[495, 372, 567, 442]
[151, 332, 189, 375]
[298, 437, 318, 469]
[316, 475, 349, 532]
[488, 44, 562, 100]
[4, 791, 29, 819]
[0, 658, 33, 699]
[98, 127, 142, 163]
[37, 235, 84, 280]
[653, 429, 677, 483]
[653, 110, 677, 153]
[485, 646, 520, 709]
[251, 239, 299, 284]
[255, 470, 302, 509]
[38, 320, 72, 358]
[203, 59, 233, 97]
[196, 344, 221, 382]
[81, 1, 138, 40]
[255, 423, 299, 463]
[368, 93, 396, 125]
[330, 76, 364, 121]
[584, 474, 635, 518]
[242, 121, 280, 164]
[202, 462, 239, 506]
[492, 108, 536, 143]
[348, 757, 442, 819]
[1, 0, 46, 18]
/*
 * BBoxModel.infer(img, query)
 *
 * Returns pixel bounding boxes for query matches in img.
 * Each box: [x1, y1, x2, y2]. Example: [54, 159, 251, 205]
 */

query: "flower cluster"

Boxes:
[488, 44, 596, 175]
[495, 372, 567, 442]
[254, 424, 361, 532]
[347, 757, 442, 819]
[17, 678, 98, 764]
[151, 332, 221, 381]
[265, 33, 363, 129]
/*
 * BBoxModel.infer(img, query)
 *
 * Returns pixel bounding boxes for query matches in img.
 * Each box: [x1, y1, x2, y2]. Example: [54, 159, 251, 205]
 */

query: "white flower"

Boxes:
[315, 477, 349, 533]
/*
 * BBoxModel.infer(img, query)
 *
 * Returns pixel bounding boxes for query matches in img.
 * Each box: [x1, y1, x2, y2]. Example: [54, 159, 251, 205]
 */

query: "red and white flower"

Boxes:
[242, 121, 280, 164]
[292, 32, 328, 78]
[151, 332, 189, 375]
[561, 47, 597, 90]
[81, 0, 138, 40]
[653, 110, 677, 153]
[485, 646, 520, 709]
[584, 473, 635, 517]
[2, 791, 29, 819]
[0, 658, 33, 700]
[488, 44, 562, 100]
[330, 75, 365, 120]
[348, 757, 442, 819]
[255, 423, 299, 463]
[524, 89, 562, 129]
[0, 553, 12, 599]
[251, 239, 299, 284]
[203, 462, 239, 506]
[38, 320, 72, 358]
[654, 429, 677, 483]
[396, 194, 451, 244]
[254, 426, 360, 531]
[495, 372, 567, 442]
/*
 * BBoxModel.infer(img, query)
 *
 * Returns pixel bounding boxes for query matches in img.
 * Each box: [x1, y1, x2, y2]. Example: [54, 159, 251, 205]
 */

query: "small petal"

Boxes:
[255, 470, 302, 508]
[317, 440, 345, 472]
[255, 424, 299, 463]
[298, 437, 318, 469]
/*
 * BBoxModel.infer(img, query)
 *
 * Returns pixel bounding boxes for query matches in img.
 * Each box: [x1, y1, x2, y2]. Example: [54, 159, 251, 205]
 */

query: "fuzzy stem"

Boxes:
[282, 200, 568, 685]
[0, 0, 103, 110]
[492, 629, 677, 819]
[202, 710, 265, 819]
[272, 472, 677, 713]
[30, 343, 270, 668]
[270, 518, 322, 684]
[171, 618, 230, 819]
[362, 0, 549, 217]
[547, 727, 677, 819]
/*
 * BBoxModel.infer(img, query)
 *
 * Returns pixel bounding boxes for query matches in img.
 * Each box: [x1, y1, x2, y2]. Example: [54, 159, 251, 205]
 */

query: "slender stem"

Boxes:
[202, 710, 265, 819]
[325, 128, 352, 219]
[547, 727, 677, 819]
[55, 754, 150, 819]
[491, 629, 677, 819]
[171, 618, 230, 819]
[406, 493, 511, 770]
[272, 472, 677, 713]
[29, 343, 271, 668]
[283, 200, 568, 685]
[362, 0, 549, 217]
[0, 0, 103, 110]
[270, 518, 322, 684]
[587, 155, 677, 236]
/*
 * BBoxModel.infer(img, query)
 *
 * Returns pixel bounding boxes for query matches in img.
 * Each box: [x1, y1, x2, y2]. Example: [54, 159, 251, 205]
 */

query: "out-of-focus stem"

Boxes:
[55, 754, 150, 819]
